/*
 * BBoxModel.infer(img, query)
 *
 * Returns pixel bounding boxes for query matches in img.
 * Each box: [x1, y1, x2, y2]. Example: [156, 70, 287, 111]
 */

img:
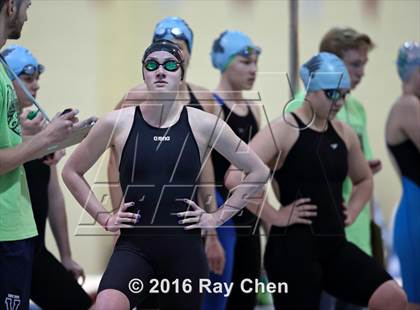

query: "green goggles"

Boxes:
[143, 59, 180, 72]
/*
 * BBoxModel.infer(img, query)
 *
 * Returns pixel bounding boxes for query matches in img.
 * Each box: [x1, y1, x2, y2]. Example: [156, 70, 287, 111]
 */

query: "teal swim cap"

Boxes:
[153, 17, 193, 54]
[396, 42, 420, 81]
[1, 45, 44, 77]
[211, 30, 261, 72]
[300, 52, 350, 92]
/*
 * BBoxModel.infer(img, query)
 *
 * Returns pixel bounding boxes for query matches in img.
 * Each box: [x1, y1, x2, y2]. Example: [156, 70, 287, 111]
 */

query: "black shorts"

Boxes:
[98, 236, 208, 309]
[0, 237, 35, 310]
[264, 227, 392, 310]
[31, 246, 92, 310]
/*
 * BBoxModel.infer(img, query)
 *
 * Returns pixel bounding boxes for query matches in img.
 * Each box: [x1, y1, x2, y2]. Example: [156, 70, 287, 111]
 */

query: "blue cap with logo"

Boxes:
[211, 30, 261, 72]
[1, 45, 44, 77]
[153, 17, 193, 54]
[300, 52, 350, 92]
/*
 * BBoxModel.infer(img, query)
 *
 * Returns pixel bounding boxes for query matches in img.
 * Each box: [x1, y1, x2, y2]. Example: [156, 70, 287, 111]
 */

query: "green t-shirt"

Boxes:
[285, 91, 372, 255]
[0, 62, 37, 241]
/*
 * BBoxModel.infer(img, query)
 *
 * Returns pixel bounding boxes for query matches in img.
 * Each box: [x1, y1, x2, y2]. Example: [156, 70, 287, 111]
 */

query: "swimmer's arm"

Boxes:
[107, 86, 148, 211]
[47, 165, 72, 260]
[107, 148, 123, 211]
[198, 156, 226, 274]
[207, 117, 270, 225]
[225, 119, 285, 225]
[107, 96, 125, 211]
[184, 89, 218, 215]
[197, 158, 217, 212]
[246, 119, 284, 169]
[48, 165, 86, 280]
[197, 158, 220, 235]
[62, 114, 116, 228]
[345, 124, 373, 226]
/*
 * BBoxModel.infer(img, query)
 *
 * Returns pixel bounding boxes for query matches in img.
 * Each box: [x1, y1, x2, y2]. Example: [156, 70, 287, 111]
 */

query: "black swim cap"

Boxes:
[141, 40, 185, 80]
[142, 39, 184, 63]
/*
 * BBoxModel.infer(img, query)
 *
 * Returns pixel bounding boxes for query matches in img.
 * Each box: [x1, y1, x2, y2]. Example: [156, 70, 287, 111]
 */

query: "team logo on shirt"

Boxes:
[4, 294, 20, 310]
[153, 136, 171, 142]
[6, 84, 21, 136]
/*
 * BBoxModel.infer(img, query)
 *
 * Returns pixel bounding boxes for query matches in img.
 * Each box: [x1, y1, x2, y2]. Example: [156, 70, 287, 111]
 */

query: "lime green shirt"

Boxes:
[286, 91, 372, 255]
[0, 62, 37, 241]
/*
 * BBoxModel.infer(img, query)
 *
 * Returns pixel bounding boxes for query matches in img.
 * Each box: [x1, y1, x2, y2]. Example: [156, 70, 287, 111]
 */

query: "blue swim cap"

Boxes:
[300, 52, 350, 92]
[211, 30, 261, 72]
[396, 42, 420, 81]
[1, 45, 44, 76]
[153, 17, 193, 54]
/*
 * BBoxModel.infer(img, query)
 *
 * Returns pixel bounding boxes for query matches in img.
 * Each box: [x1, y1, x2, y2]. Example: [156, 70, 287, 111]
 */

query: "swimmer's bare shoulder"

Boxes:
[393, 94, 420, 148]
[90, 106, 136, 147]
[251, 113, 299, 162]
[331, 119, 362, 153]
[185, 106, 221, 137]
[388, 94, 419, 129]
[115, 84, 149, 110]
[262, 113, 299, 147]
[394, 93, 419, 111]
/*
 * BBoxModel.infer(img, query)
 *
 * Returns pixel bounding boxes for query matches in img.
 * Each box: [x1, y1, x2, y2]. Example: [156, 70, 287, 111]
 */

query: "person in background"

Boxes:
[386, 41, 420, 310]
[2, 44, 92, 310]
[203, 30, 271, 310]
[0, 1, 78, 309]
[286, 28, 381, 310]
[227, 52, 407, 310]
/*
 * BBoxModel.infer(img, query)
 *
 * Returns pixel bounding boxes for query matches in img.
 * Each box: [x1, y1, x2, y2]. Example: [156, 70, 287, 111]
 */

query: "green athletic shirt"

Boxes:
[0, 61, 37, 241]
[285, 91, 373, 255]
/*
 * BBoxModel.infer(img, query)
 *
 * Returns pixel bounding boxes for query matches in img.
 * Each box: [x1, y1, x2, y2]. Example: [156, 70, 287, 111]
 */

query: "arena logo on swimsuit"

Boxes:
[153, 135, 171, 142]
